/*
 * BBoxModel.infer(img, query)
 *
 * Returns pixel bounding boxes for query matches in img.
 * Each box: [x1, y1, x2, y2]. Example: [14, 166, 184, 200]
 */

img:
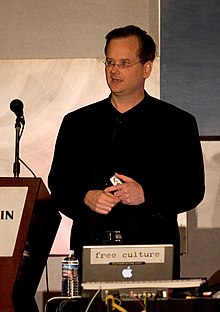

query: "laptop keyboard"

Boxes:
[81, 278, 206, 290]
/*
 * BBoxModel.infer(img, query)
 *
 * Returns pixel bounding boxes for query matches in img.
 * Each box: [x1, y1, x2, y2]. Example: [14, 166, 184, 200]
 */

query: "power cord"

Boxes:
[84, 288, 101, 312]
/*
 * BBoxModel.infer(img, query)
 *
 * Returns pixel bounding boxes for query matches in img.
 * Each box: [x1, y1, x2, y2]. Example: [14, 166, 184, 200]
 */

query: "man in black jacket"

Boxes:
[48, 25, 205, 281]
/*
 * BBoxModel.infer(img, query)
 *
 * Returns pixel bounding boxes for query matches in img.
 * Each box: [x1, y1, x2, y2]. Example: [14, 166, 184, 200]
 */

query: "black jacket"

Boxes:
[48, 92, 205, 278]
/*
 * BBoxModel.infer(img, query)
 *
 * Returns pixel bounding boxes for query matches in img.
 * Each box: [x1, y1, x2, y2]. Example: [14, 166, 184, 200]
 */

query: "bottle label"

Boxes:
[62, 262, 78, 278]
[62, 260, 79, 297]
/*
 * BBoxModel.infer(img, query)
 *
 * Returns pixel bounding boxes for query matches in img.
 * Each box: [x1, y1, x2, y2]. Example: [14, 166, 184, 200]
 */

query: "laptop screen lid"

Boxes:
[82, 244, 173, 284]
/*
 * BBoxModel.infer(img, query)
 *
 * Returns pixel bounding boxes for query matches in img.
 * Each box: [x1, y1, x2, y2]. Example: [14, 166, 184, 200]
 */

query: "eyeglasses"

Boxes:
[103, 59, 143, 70]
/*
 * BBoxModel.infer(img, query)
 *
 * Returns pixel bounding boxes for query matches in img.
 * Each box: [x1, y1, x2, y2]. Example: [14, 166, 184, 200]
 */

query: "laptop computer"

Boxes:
[81, 244, 174, 290]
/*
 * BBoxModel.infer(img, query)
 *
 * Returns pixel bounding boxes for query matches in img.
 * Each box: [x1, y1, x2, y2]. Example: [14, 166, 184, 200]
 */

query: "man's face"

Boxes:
[105, 35, 150, 97]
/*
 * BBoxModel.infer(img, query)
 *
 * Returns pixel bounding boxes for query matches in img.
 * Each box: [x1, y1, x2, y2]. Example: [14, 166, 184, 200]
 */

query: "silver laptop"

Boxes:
[81, 244, 173, 290]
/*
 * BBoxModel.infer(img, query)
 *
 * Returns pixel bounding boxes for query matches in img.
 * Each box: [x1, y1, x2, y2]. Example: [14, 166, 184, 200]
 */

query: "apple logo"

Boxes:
[122, 266, 133, 279]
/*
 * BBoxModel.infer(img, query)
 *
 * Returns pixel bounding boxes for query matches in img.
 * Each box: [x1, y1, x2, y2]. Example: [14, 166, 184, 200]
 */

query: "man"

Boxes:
[48, 25, 205, 280]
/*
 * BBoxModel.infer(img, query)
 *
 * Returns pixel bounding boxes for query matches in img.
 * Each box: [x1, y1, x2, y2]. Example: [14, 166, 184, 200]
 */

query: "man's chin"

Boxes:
[110, 87, 124, 95]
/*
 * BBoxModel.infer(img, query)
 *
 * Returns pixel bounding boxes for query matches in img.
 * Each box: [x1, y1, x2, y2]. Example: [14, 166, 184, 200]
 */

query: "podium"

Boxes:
[0, 177, 61, 312]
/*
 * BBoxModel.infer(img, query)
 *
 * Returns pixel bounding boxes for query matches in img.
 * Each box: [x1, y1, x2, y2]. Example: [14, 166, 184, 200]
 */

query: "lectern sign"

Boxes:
[0, 186, 28, 256]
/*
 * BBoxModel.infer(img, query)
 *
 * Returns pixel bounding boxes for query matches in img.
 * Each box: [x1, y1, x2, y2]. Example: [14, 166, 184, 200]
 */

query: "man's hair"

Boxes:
[104, 25, 156, 62]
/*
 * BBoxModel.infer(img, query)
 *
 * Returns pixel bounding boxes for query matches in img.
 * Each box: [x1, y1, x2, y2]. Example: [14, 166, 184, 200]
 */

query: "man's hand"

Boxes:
[84, 190, 121, 214]
[105, 173, 145, 205]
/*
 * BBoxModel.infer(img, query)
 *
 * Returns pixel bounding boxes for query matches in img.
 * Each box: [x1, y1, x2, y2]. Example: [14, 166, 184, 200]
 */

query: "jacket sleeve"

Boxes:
[143, 114, 205, 215]
[48, 114, 89, 220]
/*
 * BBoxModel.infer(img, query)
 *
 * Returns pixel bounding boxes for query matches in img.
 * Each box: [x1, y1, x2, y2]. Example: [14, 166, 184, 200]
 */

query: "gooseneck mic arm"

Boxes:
[13, 119, 22, 177]
[10, 99, 25, 178]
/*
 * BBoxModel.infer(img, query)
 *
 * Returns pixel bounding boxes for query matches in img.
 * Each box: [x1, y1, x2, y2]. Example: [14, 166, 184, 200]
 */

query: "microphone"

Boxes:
[10, 99, 25, 125]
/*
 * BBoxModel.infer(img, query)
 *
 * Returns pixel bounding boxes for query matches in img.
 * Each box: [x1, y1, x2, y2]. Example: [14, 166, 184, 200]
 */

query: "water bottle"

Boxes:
[61, 250, 79, 297]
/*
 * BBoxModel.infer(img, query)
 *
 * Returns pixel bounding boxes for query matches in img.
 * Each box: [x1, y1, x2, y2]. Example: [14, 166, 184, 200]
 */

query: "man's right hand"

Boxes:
[84, 190, 121, 214]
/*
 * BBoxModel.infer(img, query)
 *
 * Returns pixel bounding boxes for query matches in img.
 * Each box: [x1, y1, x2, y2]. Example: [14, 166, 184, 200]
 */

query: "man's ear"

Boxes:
[143, 61, 153, 79]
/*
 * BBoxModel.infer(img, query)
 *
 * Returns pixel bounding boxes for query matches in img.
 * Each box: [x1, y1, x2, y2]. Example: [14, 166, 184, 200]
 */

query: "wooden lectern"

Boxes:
[0, 177, 61, 312]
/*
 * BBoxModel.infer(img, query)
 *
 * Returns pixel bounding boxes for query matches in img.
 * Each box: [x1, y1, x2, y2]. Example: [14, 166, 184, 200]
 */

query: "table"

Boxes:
[45, 296, 220, 312]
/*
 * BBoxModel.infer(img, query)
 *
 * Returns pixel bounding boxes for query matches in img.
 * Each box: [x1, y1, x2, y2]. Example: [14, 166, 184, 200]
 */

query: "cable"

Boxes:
[19, 123, 24, 140]
[15, 121, 37, 177]
[19, 157, 37, 177]
[56, 300, 71, 312]
[84, 288, 101, 312]
[105, 294, 127, 312]
[106, 295, 113, 312]
[131, 295, 145, 310]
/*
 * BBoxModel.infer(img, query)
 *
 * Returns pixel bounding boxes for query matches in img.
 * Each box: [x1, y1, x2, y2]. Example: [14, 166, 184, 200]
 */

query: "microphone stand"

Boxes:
[13, 117, 22, 178]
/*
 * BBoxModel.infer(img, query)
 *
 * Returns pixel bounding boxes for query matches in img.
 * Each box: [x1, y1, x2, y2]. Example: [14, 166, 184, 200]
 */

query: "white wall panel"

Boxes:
[0, 57, 160, 255]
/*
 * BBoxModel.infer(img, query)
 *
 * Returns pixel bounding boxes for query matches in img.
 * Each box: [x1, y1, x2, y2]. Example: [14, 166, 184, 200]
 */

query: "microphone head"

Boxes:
[10, 99, 24, 114]
[10, 99, 25, 125]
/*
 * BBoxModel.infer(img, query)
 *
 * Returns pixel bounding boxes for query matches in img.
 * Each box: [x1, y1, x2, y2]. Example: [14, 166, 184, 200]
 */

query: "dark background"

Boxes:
[161, 0, 220, 136]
